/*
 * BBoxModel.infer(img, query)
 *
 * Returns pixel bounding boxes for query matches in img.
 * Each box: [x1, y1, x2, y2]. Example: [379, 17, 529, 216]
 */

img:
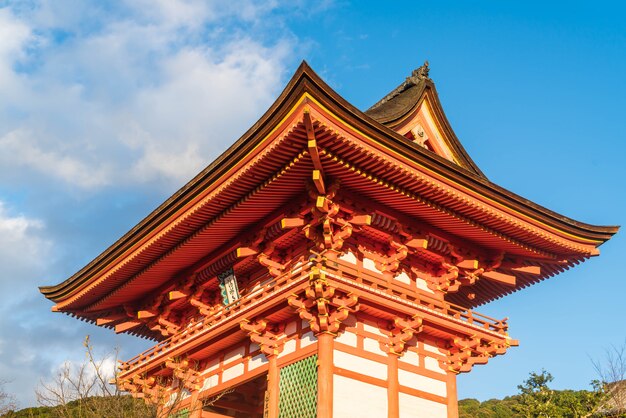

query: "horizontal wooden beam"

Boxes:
[137, 310, 156, 319]
[510, 265, 541, 275]
[350, 214, 371, 226]
[115, 321, 141, 333]
[280, 218, 305, 229]
[96, 314, 125, 326]
[482, 271, 516, 286]
[168, 290, 188, 300]
[405, 238, 428, 249]
[457, 259, 479, 270]
[236, 247, 258, 257]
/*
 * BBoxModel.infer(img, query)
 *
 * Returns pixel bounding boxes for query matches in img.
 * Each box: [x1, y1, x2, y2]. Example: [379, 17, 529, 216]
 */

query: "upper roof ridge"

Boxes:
[368, 61, 430, 112]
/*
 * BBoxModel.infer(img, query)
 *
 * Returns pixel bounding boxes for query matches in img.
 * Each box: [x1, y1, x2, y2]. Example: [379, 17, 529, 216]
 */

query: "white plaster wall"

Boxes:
[334, 375, 387, 418]
[362, 322, 384, 337]
[336, 330, 357, 347]
[279, 339, 297, 358]
[334, 350, 387, 380]
[399, 392, 447, 418]
[400, 350, 420, 366]
[285, 321, 297, 335]
[222, 363, 244, 382]
[339, 250, 357, 264]
[423, 341, 442, 354]
[395, 271, 411, 285]
[415, 277, 435, 294]
[223, 345, 245, 364]
[398, 369, 446, 397]
[363, 257, 382, 274]
[200, 374, 218, 391]
[363, 337, 383, 354]
[301, 331, 317, 347]
[248, 353, 268, 370]
[424, 356, 446, 374]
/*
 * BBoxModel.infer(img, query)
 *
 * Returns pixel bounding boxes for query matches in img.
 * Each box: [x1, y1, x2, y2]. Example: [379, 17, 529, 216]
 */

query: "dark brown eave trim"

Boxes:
[40, 61, 618, 304]
[366, 78, 485, 178]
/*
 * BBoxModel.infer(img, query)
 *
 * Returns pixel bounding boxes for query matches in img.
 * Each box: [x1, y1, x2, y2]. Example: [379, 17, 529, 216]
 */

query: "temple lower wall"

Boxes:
[332, 315, 450, 418]
[333, 374, 388, 418]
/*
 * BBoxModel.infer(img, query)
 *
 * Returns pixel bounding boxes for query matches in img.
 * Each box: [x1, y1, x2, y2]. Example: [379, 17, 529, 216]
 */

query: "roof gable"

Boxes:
[366, 62, 485, 177]
[40, 61, 617, 320]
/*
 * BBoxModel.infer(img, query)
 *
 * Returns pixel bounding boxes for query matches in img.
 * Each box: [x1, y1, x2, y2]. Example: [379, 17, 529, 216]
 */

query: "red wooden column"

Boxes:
[387, 353, 400, 418]
[446, 371, 459, 418]
[317, 332, 334, 418]
[268, 354, 280, 418]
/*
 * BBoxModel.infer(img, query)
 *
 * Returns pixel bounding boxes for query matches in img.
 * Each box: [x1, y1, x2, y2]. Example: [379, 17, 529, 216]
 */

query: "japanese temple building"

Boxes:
[41, 62, 617, 418]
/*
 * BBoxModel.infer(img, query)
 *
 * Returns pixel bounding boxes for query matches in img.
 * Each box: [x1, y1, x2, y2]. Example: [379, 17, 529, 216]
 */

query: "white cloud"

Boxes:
[0, 0, 326, 408]
[0, 1, 293, 189]
[0, 201, 50, 283]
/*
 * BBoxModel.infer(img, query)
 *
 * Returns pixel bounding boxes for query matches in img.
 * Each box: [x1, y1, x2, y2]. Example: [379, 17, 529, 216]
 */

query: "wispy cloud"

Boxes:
[0, 0, 293, 190]
[0, 0, 312, 407]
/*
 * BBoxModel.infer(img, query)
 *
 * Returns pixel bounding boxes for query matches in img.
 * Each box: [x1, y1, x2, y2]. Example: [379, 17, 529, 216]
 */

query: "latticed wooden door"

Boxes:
[277, 355, 318, 418]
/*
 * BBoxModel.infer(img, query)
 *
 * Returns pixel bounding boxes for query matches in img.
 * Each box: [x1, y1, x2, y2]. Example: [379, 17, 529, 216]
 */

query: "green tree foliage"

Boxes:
[459, 370, 617, 418]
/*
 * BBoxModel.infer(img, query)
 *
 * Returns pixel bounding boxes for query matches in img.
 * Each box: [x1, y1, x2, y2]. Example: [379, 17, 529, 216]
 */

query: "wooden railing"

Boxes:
[119, 263, 311, 373]
[119, 258, 508, 374]
[327, 257, 508, 335]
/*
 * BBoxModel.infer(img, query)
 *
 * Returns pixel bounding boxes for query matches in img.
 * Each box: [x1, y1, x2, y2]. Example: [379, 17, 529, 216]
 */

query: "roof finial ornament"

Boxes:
[367, 60, 431, 111]
[413, 60, 430, 80]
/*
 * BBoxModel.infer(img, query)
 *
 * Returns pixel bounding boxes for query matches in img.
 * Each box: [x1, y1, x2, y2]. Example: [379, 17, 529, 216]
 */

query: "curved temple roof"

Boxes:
[40, 61, 618, 319]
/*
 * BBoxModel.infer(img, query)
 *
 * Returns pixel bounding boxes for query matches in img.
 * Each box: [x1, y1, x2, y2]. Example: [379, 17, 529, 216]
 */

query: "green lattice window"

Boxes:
[278, 354, 318, 418]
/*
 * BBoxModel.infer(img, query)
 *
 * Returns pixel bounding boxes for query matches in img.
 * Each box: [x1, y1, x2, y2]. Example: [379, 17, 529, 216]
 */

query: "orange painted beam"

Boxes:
[304, 112, 324, 174]
[457, 259, 478, 269]
[387, 354, 399, 418]
[267, 355, 279, 418]
[446, 372, 458, 418]
[350, 214, 371, 226]
[137, 310, 156, 319]
[96, 315, 125, 326]
[236, 247, 258, 257]
[510, 265, 541, 275]
[405, 238, 428, 249]
[312, 169, 326, 195]
[281, 218, 305, 229]
[115, 321, 141, 333]
[482, 271, 516, 286]
[318, 333, 334, 418]
[168, 290, 188, 300]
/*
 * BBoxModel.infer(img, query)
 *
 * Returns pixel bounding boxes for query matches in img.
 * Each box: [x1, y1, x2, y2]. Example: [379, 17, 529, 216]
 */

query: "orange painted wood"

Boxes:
[168, 290, 188, 300]
[236, 247, 258, 257]
[405, 238, 428, 249]
[350, 214, 371, 225]
[388, 354, 399, 418]
[446, 372, 458, 418]
[482, 271, 516, 286]
[304, 112, 324, 174]
[95, 315, 124, 325]
[137, 310, 156, 319]
[318, 333, 334, 418]
[510, 265, 541, 275]
[312, 169, 326, 195]
[268, 355, 279, 418]
[201, 411, 235, 418]
[280, 218, 305, 229]
[456, 259, 478, 269]
[115, 321, 141, 333]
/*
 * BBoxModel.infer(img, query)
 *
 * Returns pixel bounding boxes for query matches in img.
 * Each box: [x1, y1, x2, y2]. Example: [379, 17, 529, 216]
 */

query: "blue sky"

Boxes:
[0, 0, 624, 408]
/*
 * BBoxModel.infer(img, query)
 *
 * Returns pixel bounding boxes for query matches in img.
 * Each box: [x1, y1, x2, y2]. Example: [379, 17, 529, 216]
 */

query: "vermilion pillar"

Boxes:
[446, 371, 458, 418]
[317, 332, 334, 418]
[387, 353, 400, 418]
[268, 355, 280, 418]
